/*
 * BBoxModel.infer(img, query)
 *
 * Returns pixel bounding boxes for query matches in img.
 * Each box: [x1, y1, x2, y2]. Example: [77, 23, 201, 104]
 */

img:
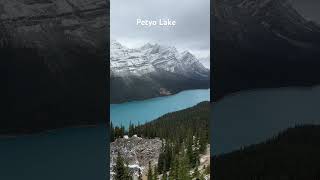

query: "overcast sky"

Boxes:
[111, 0, 210, 58]
[291, 0, 320, 23]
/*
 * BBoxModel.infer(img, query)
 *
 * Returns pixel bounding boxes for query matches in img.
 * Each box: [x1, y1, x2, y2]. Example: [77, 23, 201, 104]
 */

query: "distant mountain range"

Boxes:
[110, 41, 210, 103]
[213, 0, 320, 100]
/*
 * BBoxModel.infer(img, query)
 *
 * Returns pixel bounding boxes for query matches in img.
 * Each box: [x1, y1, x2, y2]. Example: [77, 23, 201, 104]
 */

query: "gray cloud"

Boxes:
[111, 0, 210, 58]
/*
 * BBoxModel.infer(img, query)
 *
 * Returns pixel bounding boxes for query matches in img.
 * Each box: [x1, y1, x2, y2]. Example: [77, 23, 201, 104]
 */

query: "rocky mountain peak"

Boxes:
[110, 41, 209, 77]
[111, 40, 126, 50]
[139, 42, 154, 50]
[181, 51, 196, 60]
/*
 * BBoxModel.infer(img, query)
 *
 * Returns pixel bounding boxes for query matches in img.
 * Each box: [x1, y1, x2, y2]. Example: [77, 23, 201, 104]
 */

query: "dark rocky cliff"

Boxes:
[1, 0, 109, 134]
[213, 0, 320, 100]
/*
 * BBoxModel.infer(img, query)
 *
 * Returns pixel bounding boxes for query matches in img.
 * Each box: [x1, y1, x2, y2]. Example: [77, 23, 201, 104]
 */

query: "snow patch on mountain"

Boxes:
[111, 40, 209, 77]
[199, 56, 210, 69]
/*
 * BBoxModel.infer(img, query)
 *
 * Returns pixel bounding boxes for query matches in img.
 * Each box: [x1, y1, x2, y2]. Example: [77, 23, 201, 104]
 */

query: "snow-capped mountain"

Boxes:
[110, 40, 210, 103]
[111, 40, 209, 78]
[199, 56, 210, 69]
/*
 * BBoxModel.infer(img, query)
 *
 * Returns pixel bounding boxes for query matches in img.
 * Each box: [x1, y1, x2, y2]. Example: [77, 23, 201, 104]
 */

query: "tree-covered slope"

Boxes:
[137, 102, 209, 141]
[214, 125, 320, 180]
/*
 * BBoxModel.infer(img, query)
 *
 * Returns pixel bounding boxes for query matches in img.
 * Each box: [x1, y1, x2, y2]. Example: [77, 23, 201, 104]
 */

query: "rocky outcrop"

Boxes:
[110, 136, 162, 179]
[1, 0, 108, 134]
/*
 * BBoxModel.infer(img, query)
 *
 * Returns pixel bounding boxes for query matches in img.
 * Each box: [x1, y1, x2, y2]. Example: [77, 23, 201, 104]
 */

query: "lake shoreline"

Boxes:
[111, 88, 210, 105]
[110, 87, 210, 104]
[0, 123, 106, 139]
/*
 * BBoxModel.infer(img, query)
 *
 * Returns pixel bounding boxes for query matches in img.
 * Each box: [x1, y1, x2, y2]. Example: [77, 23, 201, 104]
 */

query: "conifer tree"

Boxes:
[114, 152, 131, 180]
[129, 121, 135, 137]
[162, 162, 167, 180]
[199, 134, 207, 154]
[111, 121, 115, 142]
[162, 170, 167, 180]
[179, 152, 191, 180]
[193, 138, 200, 168]
[121, 125, 125, 137]
[158, 141, 165, 173]
[199, 173, 205, 180]
[169, 156, 179, 180]
[148, 161, 153, 180]
[205, 164, 210, 175]
[158, 152, 165, 173]
[137, 121, 141, 136]
[186, 135, 195, 168]
[153, 165, 158, 180]
[114, 125, 126, 138]
[164, 142, 172, 171]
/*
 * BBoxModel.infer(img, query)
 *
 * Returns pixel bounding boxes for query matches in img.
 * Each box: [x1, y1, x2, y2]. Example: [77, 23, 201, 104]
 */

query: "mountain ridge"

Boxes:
[110, 40, 210, 103]
[111, 40, 209, 77]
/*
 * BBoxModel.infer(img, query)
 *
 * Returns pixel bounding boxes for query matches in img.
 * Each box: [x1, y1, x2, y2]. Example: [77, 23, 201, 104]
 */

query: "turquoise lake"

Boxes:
[212, 86, 320, 155]
[0, 125, 108, 180]
[110, 89, 210, 127]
